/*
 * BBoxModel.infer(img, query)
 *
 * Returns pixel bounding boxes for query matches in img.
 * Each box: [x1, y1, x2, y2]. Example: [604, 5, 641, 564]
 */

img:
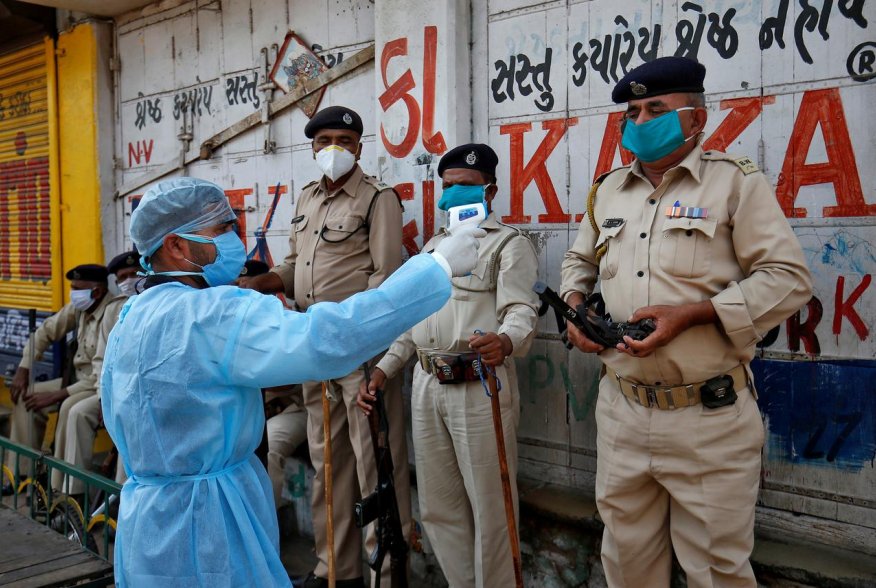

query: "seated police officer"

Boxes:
[6, 264, 113, 481]
[58, 251, 141, 495]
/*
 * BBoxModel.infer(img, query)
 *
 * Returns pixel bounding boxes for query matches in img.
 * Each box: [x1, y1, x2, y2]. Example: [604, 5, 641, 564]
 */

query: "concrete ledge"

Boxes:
[518, 479, 876, 587]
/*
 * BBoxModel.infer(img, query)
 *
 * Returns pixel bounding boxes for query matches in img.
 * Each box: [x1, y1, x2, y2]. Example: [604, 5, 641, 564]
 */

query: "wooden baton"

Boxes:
[487, 369, 524, 588]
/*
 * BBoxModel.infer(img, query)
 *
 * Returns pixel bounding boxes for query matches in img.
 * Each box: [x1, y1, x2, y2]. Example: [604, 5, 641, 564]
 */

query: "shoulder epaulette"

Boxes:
[587, 167, 628, 263]
[301, 180, 319, 191]
[494, 220, 526, 236]
[593, 165, 629, 186]
[361, 174, 394, 192]
[702, 151, 760, 175]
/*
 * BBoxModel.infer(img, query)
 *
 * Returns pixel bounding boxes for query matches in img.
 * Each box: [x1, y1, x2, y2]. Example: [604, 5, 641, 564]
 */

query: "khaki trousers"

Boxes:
[411, 363, 520, 588]
[267, 403, 308, 508]
[59, 394, 126, 494]
[304, 369, 412, 583]
[595, 374, 764, 588]
[7, 379, 93, 479]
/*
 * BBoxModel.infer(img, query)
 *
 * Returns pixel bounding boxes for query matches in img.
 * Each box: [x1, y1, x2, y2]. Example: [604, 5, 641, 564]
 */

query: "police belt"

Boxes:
[416, 349, 485, 384]
[608, 364, 749, 410]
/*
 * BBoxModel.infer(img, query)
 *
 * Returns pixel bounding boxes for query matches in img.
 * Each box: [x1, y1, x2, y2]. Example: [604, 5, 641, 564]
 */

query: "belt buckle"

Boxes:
[629, 383, 654, 408]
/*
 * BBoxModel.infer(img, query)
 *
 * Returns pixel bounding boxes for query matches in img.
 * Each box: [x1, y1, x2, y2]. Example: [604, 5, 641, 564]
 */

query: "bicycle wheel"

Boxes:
[18, 477, 50, 521]
[50, 495, 99, 553]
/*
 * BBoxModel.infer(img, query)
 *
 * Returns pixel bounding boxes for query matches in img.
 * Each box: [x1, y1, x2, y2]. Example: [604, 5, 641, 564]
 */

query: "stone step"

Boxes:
[518, 480, 876, 587]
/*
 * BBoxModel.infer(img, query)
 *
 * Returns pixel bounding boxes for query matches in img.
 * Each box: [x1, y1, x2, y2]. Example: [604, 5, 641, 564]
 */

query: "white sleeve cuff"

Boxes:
[431, 252, 452, 278]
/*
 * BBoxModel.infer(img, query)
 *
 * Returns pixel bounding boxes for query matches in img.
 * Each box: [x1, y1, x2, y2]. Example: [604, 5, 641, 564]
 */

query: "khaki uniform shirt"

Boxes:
[377, 214, 540, 378]
[19, 294, 114, 397]
[94, 295, 128, 402]
[271, 165, 403, 309]
[560, 141, 812, 386]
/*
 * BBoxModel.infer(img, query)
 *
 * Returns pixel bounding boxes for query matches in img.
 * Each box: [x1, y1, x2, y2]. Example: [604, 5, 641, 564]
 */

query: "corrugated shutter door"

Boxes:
[0, 42, 55, 310]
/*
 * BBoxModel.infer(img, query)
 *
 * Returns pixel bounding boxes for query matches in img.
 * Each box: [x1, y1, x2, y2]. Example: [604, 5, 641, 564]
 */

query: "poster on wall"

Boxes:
[269, 31, 328, 118]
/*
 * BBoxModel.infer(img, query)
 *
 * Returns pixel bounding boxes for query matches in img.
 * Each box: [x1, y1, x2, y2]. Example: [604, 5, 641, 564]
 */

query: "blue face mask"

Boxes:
[621, 107, 695, 163]
[437, 184, 487, 211]
[145, 230, 247, 287]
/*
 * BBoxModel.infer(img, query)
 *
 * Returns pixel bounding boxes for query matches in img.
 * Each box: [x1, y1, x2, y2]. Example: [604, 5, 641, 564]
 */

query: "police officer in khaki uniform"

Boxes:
[6, 264, 112, 481]
[60, 251, 141, 494]
[240, 106, 406, 588]
[360, 144, 539, 588]
[560, 57, 812, 588]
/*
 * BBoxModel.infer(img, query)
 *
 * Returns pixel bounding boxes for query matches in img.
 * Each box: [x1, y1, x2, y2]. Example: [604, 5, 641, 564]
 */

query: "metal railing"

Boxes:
[0, 435, 121, 561]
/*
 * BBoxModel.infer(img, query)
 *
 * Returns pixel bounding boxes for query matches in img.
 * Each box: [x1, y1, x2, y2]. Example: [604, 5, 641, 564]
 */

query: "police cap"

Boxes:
[66, 264, 108, 283]
[107, 250, 141, 275]
[437, 143, 499, 179]
[611, 57, 706, 104]
[240, 259, 270, 277]
[304, 106, 363, 139]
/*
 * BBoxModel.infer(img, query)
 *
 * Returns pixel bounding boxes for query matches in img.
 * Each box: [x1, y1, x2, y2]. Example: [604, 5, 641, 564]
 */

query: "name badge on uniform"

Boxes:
[666, 200, 708, 219]
[602, 218, 624, 228]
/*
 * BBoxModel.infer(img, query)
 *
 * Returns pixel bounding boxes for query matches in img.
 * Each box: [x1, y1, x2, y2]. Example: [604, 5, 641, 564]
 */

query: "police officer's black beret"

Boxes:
[240, 259, 270, 277]
[107, 250, 140, 275]
[612, 57, 706, 104]
[304, 106, 363, 139]
[65, 264, 108, 283]
[437, 143, 499, 178]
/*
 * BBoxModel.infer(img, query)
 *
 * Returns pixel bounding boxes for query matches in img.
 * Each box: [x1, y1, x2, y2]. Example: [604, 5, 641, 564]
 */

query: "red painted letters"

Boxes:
[500, 118, 577, 224]
[776, 88, 871, 218]
[703, 96, 776, 152]
[833, 274, 871, 340]
[379, 27, 445, 158]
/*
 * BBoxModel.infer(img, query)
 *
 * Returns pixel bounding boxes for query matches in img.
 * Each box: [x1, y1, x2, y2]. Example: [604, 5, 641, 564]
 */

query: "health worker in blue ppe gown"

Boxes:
[101, 177, 485, 588]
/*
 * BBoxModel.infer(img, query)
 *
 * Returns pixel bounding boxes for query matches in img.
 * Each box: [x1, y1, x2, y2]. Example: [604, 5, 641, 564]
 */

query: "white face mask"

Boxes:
[118, 276, 139, 297]
[70, 289, 95, 311]
[315, 145, 357, 181]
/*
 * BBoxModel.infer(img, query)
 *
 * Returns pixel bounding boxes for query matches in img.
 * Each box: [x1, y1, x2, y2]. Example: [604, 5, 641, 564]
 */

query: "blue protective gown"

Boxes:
[102, 254, 450, 587]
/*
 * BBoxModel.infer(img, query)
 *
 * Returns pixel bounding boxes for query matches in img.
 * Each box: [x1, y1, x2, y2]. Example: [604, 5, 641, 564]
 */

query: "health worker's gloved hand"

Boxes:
[431, 225, 487, 278]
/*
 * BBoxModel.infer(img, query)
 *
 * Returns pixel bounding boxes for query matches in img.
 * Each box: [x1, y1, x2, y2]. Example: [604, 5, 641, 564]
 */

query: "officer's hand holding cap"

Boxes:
[432, 225, 487, 278]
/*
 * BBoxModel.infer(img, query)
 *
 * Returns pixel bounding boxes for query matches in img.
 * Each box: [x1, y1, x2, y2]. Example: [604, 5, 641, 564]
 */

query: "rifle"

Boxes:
[322, 382, 336, 588]
[533, 282, 655, 348]
[354, 363, 408, 588]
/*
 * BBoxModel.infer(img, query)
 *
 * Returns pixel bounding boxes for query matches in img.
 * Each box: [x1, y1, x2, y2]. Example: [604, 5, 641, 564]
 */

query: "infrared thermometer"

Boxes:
[447, 202, 487, 234]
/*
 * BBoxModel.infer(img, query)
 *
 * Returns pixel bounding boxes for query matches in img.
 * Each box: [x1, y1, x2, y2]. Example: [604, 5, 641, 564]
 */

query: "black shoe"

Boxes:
[302, 573, 365, 588]
[303, 573, 327, 588]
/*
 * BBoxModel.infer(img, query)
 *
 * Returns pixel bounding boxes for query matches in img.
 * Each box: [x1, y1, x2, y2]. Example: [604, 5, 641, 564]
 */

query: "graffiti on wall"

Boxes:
[225, 72, 261, 109]
[127, 139, 154, 167]
[172, 83, 214, 120]
[134, 91, 162, 130]
[503, 0, 871, 101]
[497, 87, 869, 223]
[379, 25, 448, 255]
